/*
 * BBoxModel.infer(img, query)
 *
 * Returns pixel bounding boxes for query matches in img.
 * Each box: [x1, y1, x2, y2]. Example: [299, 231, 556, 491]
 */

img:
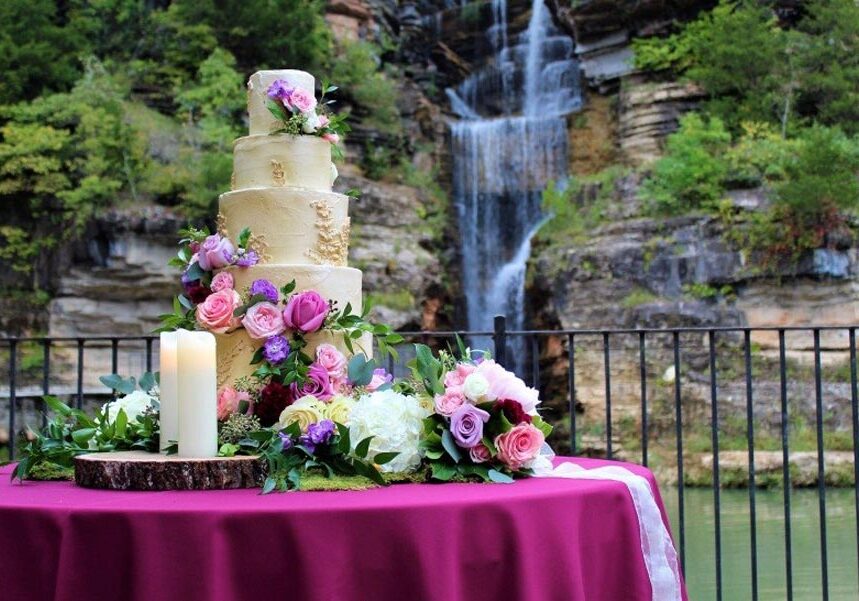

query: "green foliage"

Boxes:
[331, 41, 402, 135]
[12, 395, 159, 482]
[724, 122, 801, 187]
[641, 113, 731, 214]
[621, 288, 659, 309]
[540, 166, 627, 243]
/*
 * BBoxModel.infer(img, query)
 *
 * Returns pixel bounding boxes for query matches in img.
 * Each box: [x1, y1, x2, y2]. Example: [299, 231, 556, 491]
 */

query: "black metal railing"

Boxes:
[2, 317, 859, 600]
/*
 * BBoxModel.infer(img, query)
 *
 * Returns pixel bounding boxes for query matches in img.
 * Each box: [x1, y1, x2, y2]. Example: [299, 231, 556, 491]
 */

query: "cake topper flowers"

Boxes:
[265, 79, 349, 159]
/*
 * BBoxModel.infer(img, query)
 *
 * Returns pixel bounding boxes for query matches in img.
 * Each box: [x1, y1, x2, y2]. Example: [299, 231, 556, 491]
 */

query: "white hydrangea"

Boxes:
[105, 390, 156, 424]
[349, 389, 430, 473]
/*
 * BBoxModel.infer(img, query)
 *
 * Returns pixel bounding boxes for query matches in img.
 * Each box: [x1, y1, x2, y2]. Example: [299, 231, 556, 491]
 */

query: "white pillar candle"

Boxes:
[159, 331, 179, 452]
[177, 330, 218, 457]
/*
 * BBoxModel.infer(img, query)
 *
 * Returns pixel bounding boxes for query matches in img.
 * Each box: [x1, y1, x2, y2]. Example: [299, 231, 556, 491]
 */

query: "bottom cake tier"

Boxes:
[216, 263, 370, 391]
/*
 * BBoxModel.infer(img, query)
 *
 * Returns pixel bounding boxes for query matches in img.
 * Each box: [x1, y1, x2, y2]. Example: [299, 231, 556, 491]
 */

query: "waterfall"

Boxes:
[448, 0, 582, 372]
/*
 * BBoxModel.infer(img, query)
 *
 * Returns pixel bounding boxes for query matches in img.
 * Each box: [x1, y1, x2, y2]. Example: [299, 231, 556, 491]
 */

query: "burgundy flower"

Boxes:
[182, 275, 212, 305]
[494, 398, 532, 424]
[256, 381, 292, 427]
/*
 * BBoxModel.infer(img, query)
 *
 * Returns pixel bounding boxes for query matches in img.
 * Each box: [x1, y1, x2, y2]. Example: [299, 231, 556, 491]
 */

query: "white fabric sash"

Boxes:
[532, 453, 682, 601]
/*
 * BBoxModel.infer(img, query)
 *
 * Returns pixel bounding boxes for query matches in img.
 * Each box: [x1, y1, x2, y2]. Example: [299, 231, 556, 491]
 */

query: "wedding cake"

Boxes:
[214, 69, 370, 391]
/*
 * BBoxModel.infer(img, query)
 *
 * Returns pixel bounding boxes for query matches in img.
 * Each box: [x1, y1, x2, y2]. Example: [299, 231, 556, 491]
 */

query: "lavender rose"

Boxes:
[283, 290, 329, 333]
[249, 279, 279, 303]
[263, 335, 290, 364]
[241, 301, 285, 340]
[365, 368, 393, 392]
[196, 234, 235, 271]
[289, 363, 334, 401]
[450, 404, 490, 449]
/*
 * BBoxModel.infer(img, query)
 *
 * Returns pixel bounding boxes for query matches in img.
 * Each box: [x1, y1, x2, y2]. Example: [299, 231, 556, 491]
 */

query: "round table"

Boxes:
[0, 457, 685, 601]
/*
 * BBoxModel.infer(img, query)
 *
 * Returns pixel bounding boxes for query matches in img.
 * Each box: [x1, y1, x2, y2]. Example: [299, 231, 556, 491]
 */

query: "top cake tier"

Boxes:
[247, 69, 315, 136]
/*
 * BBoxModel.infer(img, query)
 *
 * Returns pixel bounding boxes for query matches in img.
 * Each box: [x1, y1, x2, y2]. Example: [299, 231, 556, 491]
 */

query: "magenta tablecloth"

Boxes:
[0, 457, 686, 601]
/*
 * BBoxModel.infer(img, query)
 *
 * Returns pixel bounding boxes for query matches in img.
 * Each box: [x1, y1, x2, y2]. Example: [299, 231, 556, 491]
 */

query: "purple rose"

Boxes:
[283, 290, 329, 333]
[450, 404, 490, 449]
[365, 368, 393, 392]
[289, 363, 334, 401]
[263, 335, 290, 364]
[197, 234, 235, 271]
[234, 249, 259, 267]
[250, 279, 279, 303]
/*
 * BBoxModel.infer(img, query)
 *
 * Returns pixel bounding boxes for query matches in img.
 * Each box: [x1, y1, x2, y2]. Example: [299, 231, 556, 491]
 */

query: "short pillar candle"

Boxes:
[177, 330, 218, 457]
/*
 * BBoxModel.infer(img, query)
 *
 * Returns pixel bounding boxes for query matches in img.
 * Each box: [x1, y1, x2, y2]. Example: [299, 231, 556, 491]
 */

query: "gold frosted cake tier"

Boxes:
[232, 134, 335, 192]
[219, 187, 350, 266]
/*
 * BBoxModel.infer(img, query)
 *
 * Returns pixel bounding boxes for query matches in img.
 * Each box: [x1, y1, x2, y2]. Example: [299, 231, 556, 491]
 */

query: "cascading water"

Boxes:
[447, 0, 582, 371]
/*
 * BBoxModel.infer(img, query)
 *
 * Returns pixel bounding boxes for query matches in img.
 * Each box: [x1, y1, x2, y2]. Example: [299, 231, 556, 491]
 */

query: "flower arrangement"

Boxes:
[265, 79, 349, 159]
[411, 342, 553, 483]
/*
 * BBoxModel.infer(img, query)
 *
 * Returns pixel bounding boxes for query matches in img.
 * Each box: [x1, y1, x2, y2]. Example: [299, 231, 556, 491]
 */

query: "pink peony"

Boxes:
[469, 442, 492, 464]
[444, 362, 476, 389]
[210, 271, 234, 292]
[494, 423, 545, 471]
[434, 389, 467, 417]
[289, 88, 317, 113]
[316, 344, 347, 385]
[196, 289, 241, 334]
[476, 359, 540, 415]
[217, 386, 252, 421]
[241, 301, 285, 340]
[322, 132, 340, 144]
[196, 234, 235, 271]
[283, 290, 329, 333]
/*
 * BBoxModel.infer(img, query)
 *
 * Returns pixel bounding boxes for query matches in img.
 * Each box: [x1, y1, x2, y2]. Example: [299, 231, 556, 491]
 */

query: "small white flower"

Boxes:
[462, 373, 490, 402]
[105, 390, 156, 424]
[349, 389, 430, 473]
[302, 111, 320, 133]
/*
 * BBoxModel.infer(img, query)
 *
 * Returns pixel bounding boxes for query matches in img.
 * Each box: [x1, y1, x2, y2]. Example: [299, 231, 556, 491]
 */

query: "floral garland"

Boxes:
[265, 79, 349, 160]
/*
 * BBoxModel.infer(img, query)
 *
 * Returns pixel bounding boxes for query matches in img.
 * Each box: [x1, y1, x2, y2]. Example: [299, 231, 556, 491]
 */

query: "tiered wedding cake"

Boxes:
[214, 69, 370, 391]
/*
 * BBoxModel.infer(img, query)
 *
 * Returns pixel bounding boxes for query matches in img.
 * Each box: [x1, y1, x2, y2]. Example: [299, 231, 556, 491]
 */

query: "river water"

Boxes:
[663, 488, 859, 600]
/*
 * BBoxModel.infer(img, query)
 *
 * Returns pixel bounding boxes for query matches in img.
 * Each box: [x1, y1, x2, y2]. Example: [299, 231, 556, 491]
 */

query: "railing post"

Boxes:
[493, 315, 507, 367]
[8, 340, 17, 461]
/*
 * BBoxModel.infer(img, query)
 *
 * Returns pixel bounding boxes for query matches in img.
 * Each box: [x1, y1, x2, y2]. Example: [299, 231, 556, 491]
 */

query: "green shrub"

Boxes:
[539, 166, 626, 243]
[640, 113, 731, 215]
[725, 122, 800, 187]
[331, 42, 401, 135]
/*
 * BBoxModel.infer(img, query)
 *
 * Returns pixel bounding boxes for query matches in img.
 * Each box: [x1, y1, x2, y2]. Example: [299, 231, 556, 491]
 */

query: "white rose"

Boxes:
[302, 111, 321, 133]
[106, 390, 156, 424]
[278, 395, 325, 431]
[462, 373, 490, 402]
[349, 389, 430, 473]
[324, 395, 356, 426]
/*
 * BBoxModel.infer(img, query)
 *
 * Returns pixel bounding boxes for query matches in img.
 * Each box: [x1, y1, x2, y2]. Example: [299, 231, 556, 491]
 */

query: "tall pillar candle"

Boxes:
[177, 330, 218, 457]
[159, 331, 179, 452]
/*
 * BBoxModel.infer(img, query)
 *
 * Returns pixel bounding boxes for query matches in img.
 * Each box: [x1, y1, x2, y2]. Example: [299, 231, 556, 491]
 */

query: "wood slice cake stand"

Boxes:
[74, 451, 265, 491]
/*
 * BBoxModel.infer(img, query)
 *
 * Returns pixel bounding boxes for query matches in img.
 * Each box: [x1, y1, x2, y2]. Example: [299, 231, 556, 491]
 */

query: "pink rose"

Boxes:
[196, 289, 241, 334]
[289, 88, 317, 113]
[242, 301, 285, 340]
[196, 234, 235, 271]
[434, 389, 467, 417]
[322, 132, 340, 144]
[476, 359, 540, 415]
[444, 362, 476, 389]
[283, 290, 329, 333]
[316, 343, 347, 383]
[210, 271, 234, 292]
[317, 114, 330, 128]
[217, 386, 252, 421]
[469, 442, 492, 464]
[494, 423, 545, 471]
[366, 368, 393, 392]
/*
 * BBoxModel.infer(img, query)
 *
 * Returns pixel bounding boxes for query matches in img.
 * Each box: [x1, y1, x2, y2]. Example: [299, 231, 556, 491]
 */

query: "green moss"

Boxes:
[28, 461, 75, 481]
[622, 287, 659, 309]
[298, 473, 378, 491]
